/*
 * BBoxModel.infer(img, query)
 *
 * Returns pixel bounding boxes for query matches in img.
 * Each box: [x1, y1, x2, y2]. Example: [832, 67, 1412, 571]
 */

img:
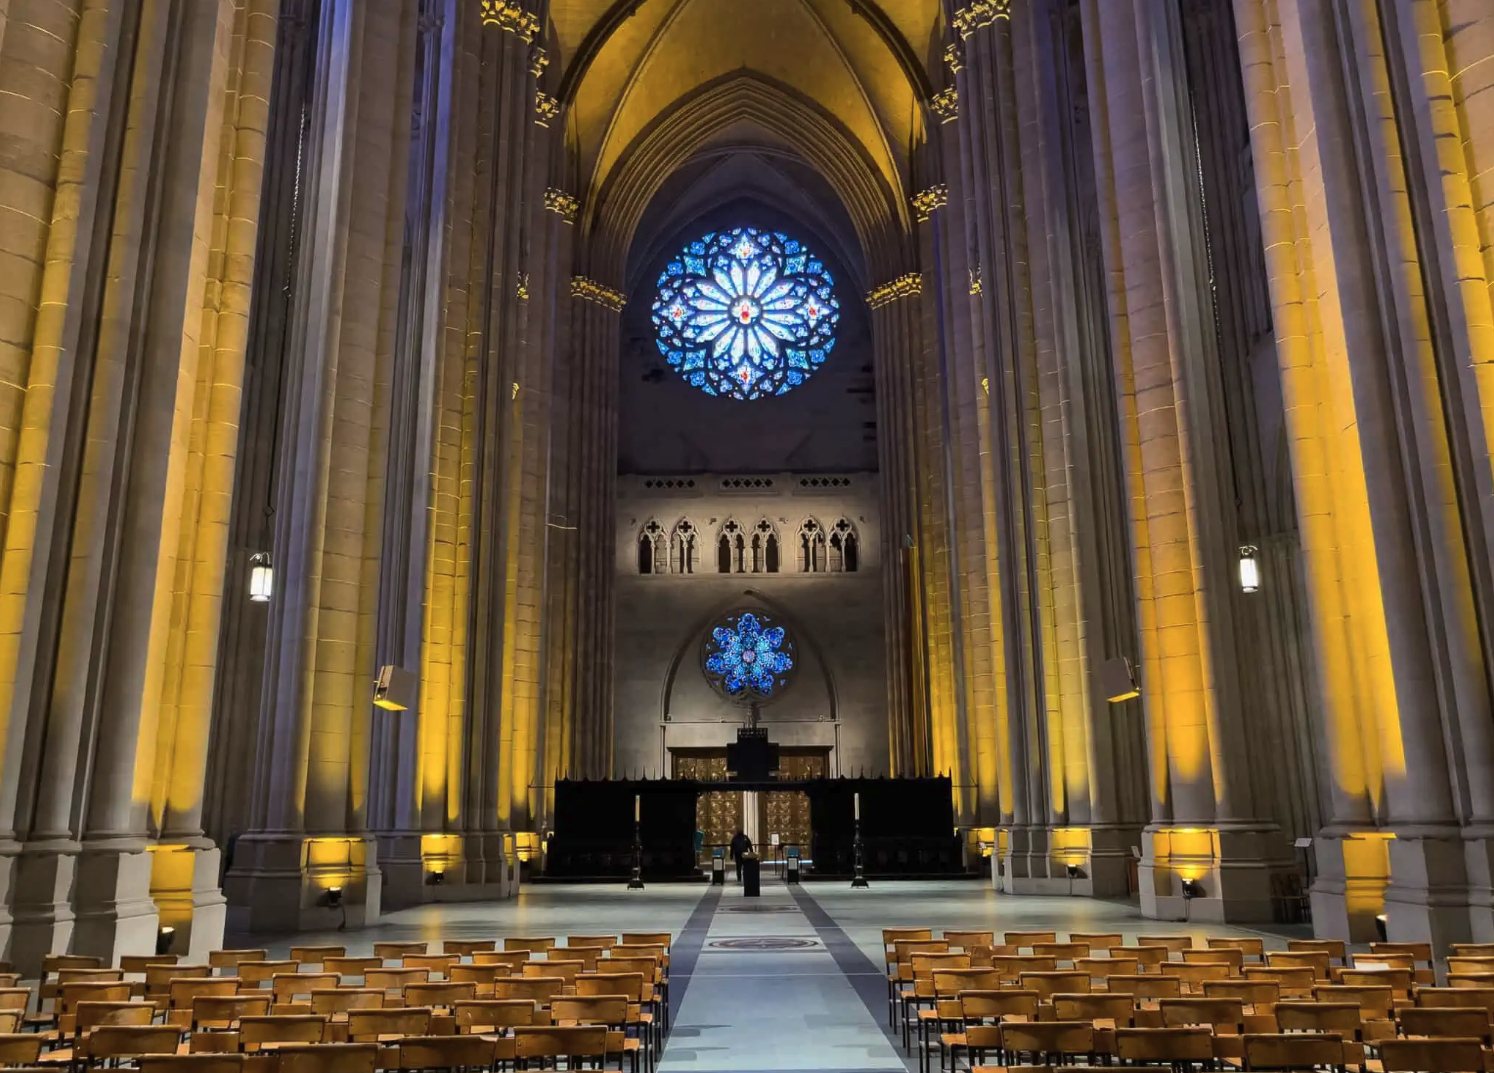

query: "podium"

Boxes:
[742, 855, 761, 897]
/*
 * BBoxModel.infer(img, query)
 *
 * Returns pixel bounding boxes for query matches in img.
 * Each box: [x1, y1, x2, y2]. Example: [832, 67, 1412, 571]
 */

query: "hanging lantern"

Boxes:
[249, 551, 274, 603]
[1238, 545, 1260, 594]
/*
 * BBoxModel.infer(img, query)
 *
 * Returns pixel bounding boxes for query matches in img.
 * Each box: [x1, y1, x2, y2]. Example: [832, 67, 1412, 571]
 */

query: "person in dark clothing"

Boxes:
[729, 830, 753, 882]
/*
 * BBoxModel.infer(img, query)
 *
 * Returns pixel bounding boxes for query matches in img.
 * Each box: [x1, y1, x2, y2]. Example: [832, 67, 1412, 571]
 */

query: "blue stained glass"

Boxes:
[651, 226, 839, 401]
[703, 612, 796, 700]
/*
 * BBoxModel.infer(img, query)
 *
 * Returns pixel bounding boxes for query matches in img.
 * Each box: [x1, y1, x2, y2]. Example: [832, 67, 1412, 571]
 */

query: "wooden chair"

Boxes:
[1070, 932, 1124, 951]
[1002, 932, 1057, 951]
[1399, 1006, 1493, 1044]
[1288, 939, 1349, 967]
[448, 965, 506, 996]
[942, 931, 994, 952]
[1378, 1037, 1487, 1073]
[558, 947, 604, 972]
[139, 1056, 247, 1073]
[1160, 997, 1246, 1032]
[123, 955, 180, 974]
[1241, 1032, 1345, 1071]
[237, 962, 297, 990]
[0, 991, 28, 1013]
[523, 960, 584, 987]
[999, 1021, 1094, 1065]
[567, 935, 619, 950]
[472, 951, 530, 973]
[401, 955, 458, 980]
[1244, 966, 1317, 998]
[56, 985, 134, 1036]
[83, 1025, 184, 1065]
[1418, 988, 1494, 1014]
[944, 992, 1039, 1072]
[345, 1008, 430, 1044]
[0, 1011, 23, 1035]
[1032, 943, 1090, 965]
[236, 1015, 328, 1052]
[452, 1000, 536, 1035]
[0, 1035, 42, 1067]
[166, 979, 241, 1025]
[401, 982, 476, 1010]
[551, 996, 634, 1068]
[371, 943, 426, 962]
[365, 969, 428, 998]
[1123, 945, 1172, 973]
[288, 948, 346, 969]
[620, 933, 671, 951]
[441, 940, 496, 957]
[1208, 937, 1266, 962]
[1172, 963, 1231, 994]
[1203, 979, 1280, 1011]
[1267, 951, 1332, 981]
[1078, 957, 1139, 984]
[512, 1026, 607, 1068]
[273, 975, 339, 1006]
[309, 990, 383, 1017]
[1106, 975, 1183, 1003]
[503, 938, 556, 955]
[1054, 993, 1135, 1026]
[394, 1036, 499, 1073]
[1452, 945, 1494, 957]
[1136, 936, 1192, 955]
[989, 956, 1057, 983]
[1181, 946, 1242, 971]
[191, 994, 271, 1032]
[1116, 1027, 1214, 1067]
[1018, 972, 1090, 1000]
[274, 1043, 378, 1073]
[1340, 968, 1413, 998]
[1449, 958, 1494, 976]
[1273, 1001, 1361, 1039]
[207, 951, 267, 977]
[322, 958, 382, 981]
[492, 977, 565, 1008]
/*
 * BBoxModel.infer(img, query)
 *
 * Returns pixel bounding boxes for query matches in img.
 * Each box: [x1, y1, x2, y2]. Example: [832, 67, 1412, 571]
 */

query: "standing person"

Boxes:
[729, 829, 753, 882]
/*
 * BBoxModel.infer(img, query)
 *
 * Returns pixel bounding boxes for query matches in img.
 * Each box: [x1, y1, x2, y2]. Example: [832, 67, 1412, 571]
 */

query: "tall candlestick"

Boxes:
[635, 794, 641, 822]
[854, 792, 860, 821]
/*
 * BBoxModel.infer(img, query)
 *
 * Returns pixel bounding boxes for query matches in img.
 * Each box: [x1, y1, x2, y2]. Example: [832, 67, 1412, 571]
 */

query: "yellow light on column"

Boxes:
[1238, 545, 1259, 593]
[248, 551, 273, 602]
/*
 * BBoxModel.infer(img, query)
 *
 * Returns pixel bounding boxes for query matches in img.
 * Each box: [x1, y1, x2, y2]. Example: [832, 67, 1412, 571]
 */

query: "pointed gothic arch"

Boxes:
[638, 519, 667, 574]
[829, 518, 859, 572]
[798, 518, 827, 573]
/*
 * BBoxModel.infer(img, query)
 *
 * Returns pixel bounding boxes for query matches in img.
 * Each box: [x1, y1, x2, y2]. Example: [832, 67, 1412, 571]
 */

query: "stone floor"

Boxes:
[231, 877, 1308, 1073]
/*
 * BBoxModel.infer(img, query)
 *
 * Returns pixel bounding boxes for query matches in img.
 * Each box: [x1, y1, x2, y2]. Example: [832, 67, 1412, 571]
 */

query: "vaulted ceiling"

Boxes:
[553, 0, 943, 271]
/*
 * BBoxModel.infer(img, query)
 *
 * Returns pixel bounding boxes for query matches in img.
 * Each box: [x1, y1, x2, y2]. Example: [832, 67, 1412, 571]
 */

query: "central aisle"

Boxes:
[660, 879, 908, 1073]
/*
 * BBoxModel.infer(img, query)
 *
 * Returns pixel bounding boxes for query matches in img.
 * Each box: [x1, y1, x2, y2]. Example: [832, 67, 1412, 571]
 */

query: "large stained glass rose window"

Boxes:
[702, 611, 796, 701]
[652, 227, 839, 400]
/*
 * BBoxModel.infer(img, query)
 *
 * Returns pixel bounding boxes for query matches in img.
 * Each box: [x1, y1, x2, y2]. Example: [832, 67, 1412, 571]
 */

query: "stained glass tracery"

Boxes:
[702, 611, 796, 701]
[652, 227, 839, 400]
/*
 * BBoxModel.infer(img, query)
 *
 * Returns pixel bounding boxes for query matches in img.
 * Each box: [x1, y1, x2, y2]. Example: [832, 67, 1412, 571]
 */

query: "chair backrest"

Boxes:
[1116, 1027, 1214, 1063]
[932, 969, 1002, 996]
[1159, 997, 1246, 1031]
[238, 1015, 328, 1048]
[0, 1033, 42, 1068]
[989, 955, 1058, 981]
[1242, 1032, 1345, 1071]
[1019, 971, 1090, 998]
[1124, 945, 1171, 970]
[1416, 988, 1494, 1015]
[1266, 950, 1331, 980]
[208, 950, 268, 971]
[450, 964, 506, 991]
[310, 990, 383, 1016]
[611, 945, 668, 969]
[324, 958, 383, 978]
[560, 947, 604, 972]
[366, 969, 429, 993]
[1243, 966, 1317, 997]
[1135, 936, 1191, 954]
[1399, 1006, 1493, 1043]
[551, 995, 628, 1026]
[371, 943, 427, 961]
[1033, 943, 1090, 963]
[74, 1002, 156, 1033]
[237, 961, 298, 988]
[958, 989, 1039, 1021]
[620, 933, 671, 949]
[567, 936, 618, 950]
[576, 973, 645, 1003]
[1079, 957, 1139, 980]
[1206, 937, 1265, 959]
[1313, 984, 1395, 1018]
[999, 1020, 1094, 1057]
[0, 990, 29, 1012]
[1202, 979, 1279, 1007]
[289, 947, 346, 968]
[346, 1007, 432, 1042]
[472, 951, 530, 971]
[44, 955, 104, 974]
[1451, 944, 1494, 957]
[1106, 974, 1182, 1000]
[191, 994, 271, 1027]
[881, 928, 933, 947]
[1002, 931, 1058, 950]
[504, 938, 557, 954]
[0, 1010, 22, 1034]
[1378, 1037, 1486, 1073]
[596, 958, 655, 982]
[395, 1036, 498, 1071]
[60, 982, 133, 1011]
[275, 1044, 378, 1073]
[1273, 1001, 1361, 1036]
[1070, 932, 1123, 950]
[146, 965, 211, 997]
[1184, 947, 1244, 971]
[402, 955, 459, 978]
[403, 982, 477, 1008]
[122, 955, 179, 974]
[85, 1025, 184, 1060]
[60, 968, 125, 985]
[910, 953, 970, 981]
[274, 974, 339, 1003]
[492, 977, 564, 1005]
[453, 1000, 537, 1033]
[1370, 942, 1433, 966]
[513, 1026, 608, 1061]
[170, 978, 240, 1008]
[523, 960, 584, 984]
[942, 931, 994, 951]
[1288, 939, 1348, 964]
[1340, 968, 1413, 996]
[1173, 963, 1231, 992]
[1053, 993, 1134, 1025]
[442, 940, 497, 956]
[140, 1055, 247, 1073]
[1449, 958, 1494, 976]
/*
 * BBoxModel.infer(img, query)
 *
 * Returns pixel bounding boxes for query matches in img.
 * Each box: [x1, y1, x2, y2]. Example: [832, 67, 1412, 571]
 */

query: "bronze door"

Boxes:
[762, 753, 825, 858]
[674, 754, 739, 864]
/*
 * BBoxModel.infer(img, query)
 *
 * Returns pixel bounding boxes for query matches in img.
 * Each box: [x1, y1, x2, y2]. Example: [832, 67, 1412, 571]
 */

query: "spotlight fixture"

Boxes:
[1375, 913, 1388, 942]
[1065, 864, 1081, 879]
[1238, 545, 1260, 593]
[1181, 878, 1204, 900]
[428, 869, 446, 886]
[323, 886, 343, 909]
[248, 551, 274, 602]
[155, 925, 176, 956]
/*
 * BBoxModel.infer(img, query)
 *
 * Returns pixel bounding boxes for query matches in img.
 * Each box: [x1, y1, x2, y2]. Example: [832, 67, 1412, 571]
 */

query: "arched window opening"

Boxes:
[672, 520, 697, 574]
[717, 533, 732, 573]
[830, 519, 858, 573]
[766, 534, 780, 573]
[798, 519, 826, 573]
[638, 520, 666, 575]
[719, 520, 746, 573]
[639, 534, 654, 574]
[752, 520, 779, 574]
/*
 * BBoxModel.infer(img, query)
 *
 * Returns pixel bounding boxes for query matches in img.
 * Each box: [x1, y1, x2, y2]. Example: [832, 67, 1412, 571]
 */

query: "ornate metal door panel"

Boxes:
[674, 753, 739, 862]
